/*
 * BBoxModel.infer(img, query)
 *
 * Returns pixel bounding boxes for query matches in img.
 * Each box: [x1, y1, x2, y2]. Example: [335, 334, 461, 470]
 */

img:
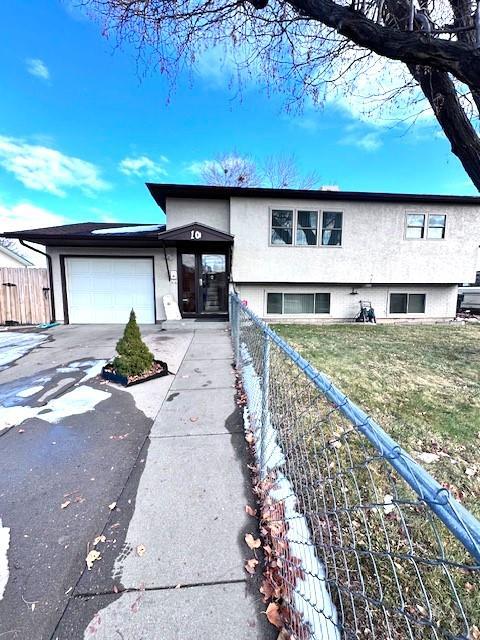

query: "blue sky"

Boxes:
[0, 0, 477, 236]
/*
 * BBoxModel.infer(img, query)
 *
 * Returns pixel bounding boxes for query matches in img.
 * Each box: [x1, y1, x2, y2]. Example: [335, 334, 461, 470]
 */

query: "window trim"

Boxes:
[388, 292, 427, 315]
[268, 207, 343, 248]
[265, 290, 331, 316]
[404, 212, 446, 241]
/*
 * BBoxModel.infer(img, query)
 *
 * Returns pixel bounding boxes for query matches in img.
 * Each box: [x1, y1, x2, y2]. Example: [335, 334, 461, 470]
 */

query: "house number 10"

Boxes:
[190, 230, 202, 240]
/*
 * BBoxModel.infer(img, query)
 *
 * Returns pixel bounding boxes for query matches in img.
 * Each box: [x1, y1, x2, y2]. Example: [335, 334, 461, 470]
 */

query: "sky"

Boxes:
[0, 0, 477, 247]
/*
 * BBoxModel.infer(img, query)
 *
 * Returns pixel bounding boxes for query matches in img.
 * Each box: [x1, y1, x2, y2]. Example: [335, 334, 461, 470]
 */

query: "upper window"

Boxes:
[296, 210, 318, 246]
[322, 212, 343, 246]
[406, 213, 446, 240]
[390, 293, 426, 314]
[427, 214, 446, 239]
[270, 209, 343, 247]
[271, 209, 293, 245]
[406, 214, 425, 239]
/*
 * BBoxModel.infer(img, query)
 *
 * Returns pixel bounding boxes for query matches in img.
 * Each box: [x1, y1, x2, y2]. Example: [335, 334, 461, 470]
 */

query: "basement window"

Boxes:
[267, 292, 331, 314]
[389, 293, 426, 314]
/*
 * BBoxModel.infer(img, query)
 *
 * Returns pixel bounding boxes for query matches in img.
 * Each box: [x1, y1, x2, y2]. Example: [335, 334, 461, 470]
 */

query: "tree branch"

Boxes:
[287, 0, 480, 88]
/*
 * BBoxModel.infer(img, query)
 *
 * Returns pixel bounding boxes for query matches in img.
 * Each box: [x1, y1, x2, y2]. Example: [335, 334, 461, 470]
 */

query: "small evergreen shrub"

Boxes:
[112, 309, 154, 377]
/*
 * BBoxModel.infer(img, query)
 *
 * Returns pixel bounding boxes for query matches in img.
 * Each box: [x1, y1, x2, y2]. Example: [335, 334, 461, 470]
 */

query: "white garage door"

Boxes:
[65, 257, 155, 324]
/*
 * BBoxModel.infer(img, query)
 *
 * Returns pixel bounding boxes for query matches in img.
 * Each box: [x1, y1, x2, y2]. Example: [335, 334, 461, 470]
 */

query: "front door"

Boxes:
[179, 252, 228, 317]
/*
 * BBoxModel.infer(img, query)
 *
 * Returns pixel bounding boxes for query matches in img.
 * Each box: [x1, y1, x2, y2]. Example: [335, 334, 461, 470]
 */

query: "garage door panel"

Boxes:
[66, 257, 155, 324]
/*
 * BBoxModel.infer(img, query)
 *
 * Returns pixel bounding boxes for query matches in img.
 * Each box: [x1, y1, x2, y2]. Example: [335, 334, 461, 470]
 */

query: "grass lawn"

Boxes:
[275, 322, 480, 515]
[270, 322, 480, 636]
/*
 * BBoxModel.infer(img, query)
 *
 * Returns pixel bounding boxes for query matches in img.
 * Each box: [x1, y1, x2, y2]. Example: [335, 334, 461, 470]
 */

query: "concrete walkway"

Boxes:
[55, 323, 274, 639]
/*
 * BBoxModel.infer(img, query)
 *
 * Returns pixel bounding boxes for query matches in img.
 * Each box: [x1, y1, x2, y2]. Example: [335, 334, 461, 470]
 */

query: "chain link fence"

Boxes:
[230, 294, 480, 640]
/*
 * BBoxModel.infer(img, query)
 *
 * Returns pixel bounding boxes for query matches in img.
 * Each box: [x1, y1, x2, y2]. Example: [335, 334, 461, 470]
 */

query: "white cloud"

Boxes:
[0, 136, 110, 197]
[340, 130, 383, 152]
[0, 201, 68, 266]
[118, 155, 168, 179]
[26, 58, 50, 80]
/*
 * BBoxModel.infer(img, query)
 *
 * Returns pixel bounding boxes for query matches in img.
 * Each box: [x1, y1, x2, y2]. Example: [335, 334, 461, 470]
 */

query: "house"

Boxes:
[0, 243, 34, 268]
[4, 184, 480, 324]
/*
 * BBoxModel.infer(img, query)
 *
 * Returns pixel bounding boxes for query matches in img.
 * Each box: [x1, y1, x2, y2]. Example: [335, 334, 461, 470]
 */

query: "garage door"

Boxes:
[65, 257, 155, 324]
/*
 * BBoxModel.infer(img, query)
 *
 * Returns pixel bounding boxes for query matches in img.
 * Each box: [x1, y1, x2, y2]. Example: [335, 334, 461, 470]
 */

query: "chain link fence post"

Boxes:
[260, 329, 270, 480]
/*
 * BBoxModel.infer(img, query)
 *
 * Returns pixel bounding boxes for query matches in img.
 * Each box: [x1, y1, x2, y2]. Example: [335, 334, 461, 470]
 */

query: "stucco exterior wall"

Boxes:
[229, 198, 480, 285]
[236, 283, 458, 322]
[47, 246, 175, 323]
[165, 198, 230, 233]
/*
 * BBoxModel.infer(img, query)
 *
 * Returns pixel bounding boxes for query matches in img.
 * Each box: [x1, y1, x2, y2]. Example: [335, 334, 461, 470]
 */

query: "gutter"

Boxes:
[19, 240, 56, 323]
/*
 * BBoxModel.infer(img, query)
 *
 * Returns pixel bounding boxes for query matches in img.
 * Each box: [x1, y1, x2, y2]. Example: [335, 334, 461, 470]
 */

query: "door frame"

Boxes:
[177, 247, 230, 318]
[60, 254, 157, 324]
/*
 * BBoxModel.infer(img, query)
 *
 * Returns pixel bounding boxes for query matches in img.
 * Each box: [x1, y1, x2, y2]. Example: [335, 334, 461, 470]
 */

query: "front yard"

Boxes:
[275, 322, 480, 514]
[271, 322, 480, 635]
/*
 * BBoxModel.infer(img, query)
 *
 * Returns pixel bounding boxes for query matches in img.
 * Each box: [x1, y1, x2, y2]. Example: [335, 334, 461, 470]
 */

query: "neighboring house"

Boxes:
[4, 184, 480, 324]
[0, 243, 33, 268]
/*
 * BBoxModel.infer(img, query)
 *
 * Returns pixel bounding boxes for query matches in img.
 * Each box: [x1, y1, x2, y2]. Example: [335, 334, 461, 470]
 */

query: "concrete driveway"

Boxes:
[0, 324, 192, 640]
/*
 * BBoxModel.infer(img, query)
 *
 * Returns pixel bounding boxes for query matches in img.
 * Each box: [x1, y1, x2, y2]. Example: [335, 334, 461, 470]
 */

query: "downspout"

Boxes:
[19, 240, 56, 323]
[161, 241, 171, 280]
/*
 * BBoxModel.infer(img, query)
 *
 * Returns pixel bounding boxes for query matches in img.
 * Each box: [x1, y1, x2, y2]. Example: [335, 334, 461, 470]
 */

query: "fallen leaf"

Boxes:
[136, 544, 146, 557]
[383, 494, 395, 515]
[465, 581, 476, 593]
[245, 558, 259, 574]
[61, 500, 71, 509]
[465, 467, 477, 477]
[113, 584, 119, 594]
[189, 416, 199, 422]
[86, 549, 101, 570]
[108, 502, 117, 511]
[18, 429, 25, 433]
[245, 505, 257, 517]
[470, 625, 480, 640]
[245, 533, 261, 550]
[417, 452, 440, 464]
[93, 535, 106, 546]
[265, 602, 283, 628]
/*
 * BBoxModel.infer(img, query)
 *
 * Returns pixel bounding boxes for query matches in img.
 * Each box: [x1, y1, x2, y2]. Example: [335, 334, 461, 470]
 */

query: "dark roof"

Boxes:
[4, 222, 167, 247]
[147, 182, 480, 212]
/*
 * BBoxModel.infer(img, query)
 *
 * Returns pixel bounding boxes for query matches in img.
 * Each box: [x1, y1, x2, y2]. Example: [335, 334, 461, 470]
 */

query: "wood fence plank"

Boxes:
[0, 268, 50, 325]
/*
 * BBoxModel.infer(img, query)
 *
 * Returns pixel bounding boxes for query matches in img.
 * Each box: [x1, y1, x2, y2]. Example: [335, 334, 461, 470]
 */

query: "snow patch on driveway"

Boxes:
[0, 332, 47, 369]
[0, 386, 111, 431]
[16, 385, 44, 398]
[0, 518, 9, 600]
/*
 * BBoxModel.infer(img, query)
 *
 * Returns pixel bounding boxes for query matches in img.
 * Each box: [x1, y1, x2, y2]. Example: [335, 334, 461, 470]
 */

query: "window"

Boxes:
[427, 214, 446, 239]
[389, 293, 426, 314]
[271, 209, 293, 245]
[406, 214, 425, 239]
[296, 210, 318, 246]
[270, 208, 343, 247]
[322, 212, 342, 246]
[267, 292, 331, 314]
[406, 213, 446, 239]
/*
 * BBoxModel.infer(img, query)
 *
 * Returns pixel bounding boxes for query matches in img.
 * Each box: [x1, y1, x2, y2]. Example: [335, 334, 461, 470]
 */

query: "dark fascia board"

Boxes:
[146, 182, 480, 213]
[2, 235, 168, 248]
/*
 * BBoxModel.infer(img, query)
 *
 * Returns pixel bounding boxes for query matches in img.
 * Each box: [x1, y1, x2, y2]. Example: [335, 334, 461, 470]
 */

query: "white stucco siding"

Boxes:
[236, 284, 458, 322]
[165, 198, 230, 233]
[47, 246, 175, 323]
[230, 198, 480, 285]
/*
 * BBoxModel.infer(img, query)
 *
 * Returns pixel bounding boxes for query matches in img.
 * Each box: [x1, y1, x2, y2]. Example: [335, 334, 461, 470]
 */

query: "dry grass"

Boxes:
[267, 323, 480, 638]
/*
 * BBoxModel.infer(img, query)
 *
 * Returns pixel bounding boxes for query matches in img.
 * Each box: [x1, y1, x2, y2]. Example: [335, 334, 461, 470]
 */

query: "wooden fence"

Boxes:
[0, 268, 51, 325]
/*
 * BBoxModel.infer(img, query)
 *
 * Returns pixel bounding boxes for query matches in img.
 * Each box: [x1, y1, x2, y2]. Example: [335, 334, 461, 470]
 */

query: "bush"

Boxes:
[112, 309, 154, 377]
